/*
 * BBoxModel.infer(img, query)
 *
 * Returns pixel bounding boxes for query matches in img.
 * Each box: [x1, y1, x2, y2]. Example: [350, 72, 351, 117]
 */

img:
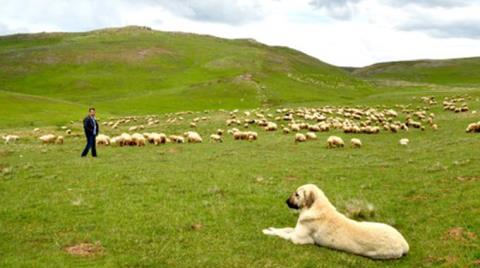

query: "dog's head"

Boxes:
[286, 184, 322, 210]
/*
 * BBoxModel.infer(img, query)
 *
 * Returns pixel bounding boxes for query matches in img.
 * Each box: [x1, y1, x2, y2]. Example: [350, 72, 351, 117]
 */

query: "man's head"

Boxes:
[89, 107, 96, 117]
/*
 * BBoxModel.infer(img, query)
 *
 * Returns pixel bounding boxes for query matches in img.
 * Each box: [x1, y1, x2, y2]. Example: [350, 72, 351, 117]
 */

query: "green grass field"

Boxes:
[0, 26, 371, 128]
[1, 27, 480, 267]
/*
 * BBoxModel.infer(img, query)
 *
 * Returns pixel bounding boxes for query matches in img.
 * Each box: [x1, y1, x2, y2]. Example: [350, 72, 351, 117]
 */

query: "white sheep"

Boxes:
[399, 138, 409, 146]
[246, 131, 258, 141]
[55, 136, 64, 145]
[2, 135, 19, 144]
[120, 133, 133, 146]
[306, 132, 317, 140]
[227, 128, 240, 135]
[110, 136, 123, 146]
[39, 134, 56, 144]
[151, 133, 167, 145]
[327, 136, 344, 148]
[466, 121, 480, 133]
[96, 134, 111, 145]
[131, 133, 146, 146]
[351, 138, 362, 148]
[295, 133, 307, 143]
[264, 122, 278, 131]
[233, 130, 245, 140]
[210, 134, 223, 143]
[290, 123, 300, 132]
[184, 131, 203, 143]
[169, 135, 185, 144]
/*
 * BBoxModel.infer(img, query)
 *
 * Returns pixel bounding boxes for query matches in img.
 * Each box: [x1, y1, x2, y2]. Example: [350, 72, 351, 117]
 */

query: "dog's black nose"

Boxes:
[286, 198, 299, 209]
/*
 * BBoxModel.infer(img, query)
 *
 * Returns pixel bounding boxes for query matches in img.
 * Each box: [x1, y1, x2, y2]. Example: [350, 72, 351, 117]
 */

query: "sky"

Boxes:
[1, 0, 480, 67]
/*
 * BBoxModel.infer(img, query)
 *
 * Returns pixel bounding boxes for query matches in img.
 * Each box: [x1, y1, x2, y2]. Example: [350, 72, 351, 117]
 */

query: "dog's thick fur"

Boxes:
[262, 184, 409, 259]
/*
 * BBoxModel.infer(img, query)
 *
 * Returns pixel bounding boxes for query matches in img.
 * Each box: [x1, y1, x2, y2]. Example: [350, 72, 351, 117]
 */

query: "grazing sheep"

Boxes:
[55, 136, 64, 145]
[2, 135, 19, 144]
[290, 124, 300, 132]
[466, 121, 480, 133]
[96, 134, 111, 145]
[110, 136, 123, 146]
[66, 129, 72, 135]
[351, 138, 362, 148]
[39, 134, 56, 144]
[227, 128, 239, 135]
[306, 132, 317, 140]
[232, 130, 257, 141]
[308, 124, 320, 132]
[283, 127, 290, 134]
[399, 138, 409, 146]
[148, 133, 167, 145]
[33, 128, 40, 133]
[233, 130, 247, 140]
[168, 135, 185, 144]
[210, 134, 223, 143]
[295, 133, 307, 143]
[128, 126, 138, 132]
[131, 133, 146, 146]
[190, 122, 197, 128]
[184, 131, 203, 143]
[246, 131, 258, 141]
[120, 133, 133, 146]
[217, 129, 224, 135]
[264, 122, 278, 131]
[226, 119, 241, 126]
[327, 136, 344, 148]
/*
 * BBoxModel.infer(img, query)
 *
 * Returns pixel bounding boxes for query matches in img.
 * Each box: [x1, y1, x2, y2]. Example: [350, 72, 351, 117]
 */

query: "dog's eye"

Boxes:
[295, 192, 299, 197]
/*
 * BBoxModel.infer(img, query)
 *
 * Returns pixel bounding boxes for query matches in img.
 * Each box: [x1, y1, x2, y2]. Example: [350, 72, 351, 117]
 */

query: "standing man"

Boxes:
[81, 107, 99, 157]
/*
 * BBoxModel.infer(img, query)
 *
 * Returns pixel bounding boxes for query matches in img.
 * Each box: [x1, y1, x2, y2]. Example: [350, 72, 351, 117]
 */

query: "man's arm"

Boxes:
[83, 117, 93, 133]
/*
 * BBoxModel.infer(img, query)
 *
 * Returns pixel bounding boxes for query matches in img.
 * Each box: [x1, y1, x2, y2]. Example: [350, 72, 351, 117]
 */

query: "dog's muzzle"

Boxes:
[286, 198, 299, 209]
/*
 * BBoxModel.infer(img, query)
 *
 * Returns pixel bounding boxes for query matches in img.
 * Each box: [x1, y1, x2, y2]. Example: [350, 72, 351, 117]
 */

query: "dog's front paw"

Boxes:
[262, 227, 276, 236]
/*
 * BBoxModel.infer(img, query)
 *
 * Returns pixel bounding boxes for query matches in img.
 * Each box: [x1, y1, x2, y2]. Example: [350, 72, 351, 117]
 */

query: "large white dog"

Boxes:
[262, 184, 409, 259]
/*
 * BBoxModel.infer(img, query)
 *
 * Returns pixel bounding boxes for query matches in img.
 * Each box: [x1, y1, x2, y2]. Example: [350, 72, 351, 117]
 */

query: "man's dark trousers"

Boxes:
[81, 134, 97, 157]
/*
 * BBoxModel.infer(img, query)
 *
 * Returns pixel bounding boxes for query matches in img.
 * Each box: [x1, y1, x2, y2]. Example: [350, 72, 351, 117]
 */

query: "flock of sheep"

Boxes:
[1, 95, 479, 147]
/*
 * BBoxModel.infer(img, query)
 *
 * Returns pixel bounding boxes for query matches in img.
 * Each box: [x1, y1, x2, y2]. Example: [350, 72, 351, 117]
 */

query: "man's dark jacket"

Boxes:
[83, 116, 99, 136]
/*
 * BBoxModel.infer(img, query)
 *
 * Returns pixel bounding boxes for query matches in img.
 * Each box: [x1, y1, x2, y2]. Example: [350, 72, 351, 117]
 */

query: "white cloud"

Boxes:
[309, 0, 362, 19]
[1, 0, 480, 67]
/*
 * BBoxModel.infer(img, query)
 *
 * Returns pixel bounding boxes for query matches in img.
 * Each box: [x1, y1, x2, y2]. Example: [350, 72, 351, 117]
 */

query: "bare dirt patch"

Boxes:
[65, 242, 104, 257]
[443, 227, 477, 242]
[190, 223, 203, 231]
[425, 255, 458, 266]
[456, 176, 480, 182]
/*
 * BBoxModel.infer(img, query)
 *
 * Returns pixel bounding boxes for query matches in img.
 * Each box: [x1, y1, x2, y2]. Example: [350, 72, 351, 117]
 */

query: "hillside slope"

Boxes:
[0, 26, 371, 127]
[353, 57, 480, 86]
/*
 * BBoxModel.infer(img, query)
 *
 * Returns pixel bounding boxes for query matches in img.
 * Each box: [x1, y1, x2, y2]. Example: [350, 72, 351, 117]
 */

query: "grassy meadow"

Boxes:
[1, 27, 480, 267]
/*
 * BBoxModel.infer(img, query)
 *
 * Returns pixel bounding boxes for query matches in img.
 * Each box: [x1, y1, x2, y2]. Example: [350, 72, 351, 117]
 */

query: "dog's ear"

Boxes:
[305, 190, 316, 208]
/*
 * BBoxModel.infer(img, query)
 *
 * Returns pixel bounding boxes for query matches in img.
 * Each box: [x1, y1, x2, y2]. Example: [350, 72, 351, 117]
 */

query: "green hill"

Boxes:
[0, 26, 371, 127]
[353, 57, 480, 86]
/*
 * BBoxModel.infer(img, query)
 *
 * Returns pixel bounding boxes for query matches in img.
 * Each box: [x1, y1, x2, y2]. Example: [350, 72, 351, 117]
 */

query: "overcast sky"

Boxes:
[2, 0, 480, 67]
